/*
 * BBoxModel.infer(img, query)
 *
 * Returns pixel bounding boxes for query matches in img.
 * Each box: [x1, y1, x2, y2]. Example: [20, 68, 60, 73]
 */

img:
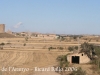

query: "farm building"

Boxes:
[37, 34, 57, 39]
[67, 52, 90, 64]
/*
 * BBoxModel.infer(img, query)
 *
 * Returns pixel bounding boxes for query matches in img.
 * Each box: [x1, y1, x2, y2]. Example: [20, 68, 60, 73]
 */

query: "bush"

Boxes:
[25, 37, 28, 41]
[6, 43, 11, 44]
[56, 54, 69, 68]
[68, 46, 74, 51]
[96, 39, 98, 42]
[0, 43, 5, 50]
[48, 47, 56, 51]
[75, 46, 78, 50]
[69, 67, 86, 75]
[0, 43, 5, 45]
[57, 47, 64, 50]
[23, 43, 26, 46]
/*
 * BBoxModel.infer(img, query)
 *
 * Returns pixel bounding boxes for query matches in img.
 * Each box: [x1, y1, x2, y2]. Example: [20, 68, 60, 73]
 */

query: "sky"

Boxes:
[0, 0, 100, 34]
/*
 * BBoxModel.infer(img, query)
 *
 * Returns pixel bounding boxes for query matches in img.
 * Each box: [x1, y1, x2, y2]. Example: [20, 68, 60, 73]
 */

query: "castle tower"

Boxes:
[0, 24, 5, 33]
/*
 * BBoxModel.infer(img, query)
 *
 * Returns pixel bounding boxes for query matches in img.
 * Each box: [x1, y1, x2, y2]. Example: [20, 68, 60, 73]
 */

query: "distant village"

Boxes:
[0, 24, 99, 39]
[0, 24, 60, 39]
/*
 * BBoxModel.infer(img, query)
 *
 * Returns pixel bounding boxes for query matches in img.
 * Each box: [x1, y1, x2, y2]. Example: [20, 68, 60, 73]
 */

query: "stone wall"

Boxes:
[0, 24, 5, 33]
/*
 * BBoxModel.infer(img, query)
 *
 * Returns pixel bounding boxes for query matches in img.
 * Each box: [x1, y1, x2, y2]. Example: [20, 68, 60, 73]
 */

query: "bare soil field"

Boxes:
[0, 37, 99, 75]
[0, 51, 69, 75]
[0, 38, 71, 75]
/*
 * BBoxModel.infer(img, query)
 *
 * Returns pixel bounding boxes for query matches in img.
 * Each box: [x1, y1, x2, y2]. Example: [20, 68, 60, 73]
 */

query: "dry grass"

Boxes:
[0, 37, 100, 75]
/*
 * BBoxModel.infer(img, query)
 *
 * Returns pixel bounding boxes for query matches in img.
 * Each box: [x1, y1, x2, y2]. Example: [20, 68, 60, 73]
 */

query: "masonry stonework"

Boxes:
[0, 24, 5, 33]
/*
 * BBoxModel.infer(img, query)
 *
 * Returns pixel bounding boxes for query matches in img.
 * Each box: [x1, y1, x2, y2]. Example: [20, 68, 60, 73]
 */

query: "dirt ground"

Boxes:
[0, 37, 100, 75]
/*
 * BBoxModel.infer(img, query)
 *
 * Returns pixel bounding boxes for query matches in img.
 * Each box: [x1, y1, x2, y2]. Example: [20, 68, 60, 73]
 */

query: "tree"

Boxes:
[91, 46, 100, 74]
[80, 42, 94, 59]
[73, 36, 77, 40]
[80, 43, 100, 73]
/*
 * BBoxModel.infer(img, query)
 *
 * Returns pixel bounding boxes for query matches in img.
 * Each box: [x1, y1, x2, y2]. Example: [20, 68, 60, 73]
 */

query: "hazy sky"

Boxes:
[0, 0, 100, 34]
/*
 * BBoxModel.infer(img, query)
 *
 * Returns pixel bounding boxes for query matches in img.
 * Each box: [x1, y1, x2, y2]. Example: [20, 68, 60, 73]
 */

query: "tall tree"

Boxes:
[80, 42, 94, 59]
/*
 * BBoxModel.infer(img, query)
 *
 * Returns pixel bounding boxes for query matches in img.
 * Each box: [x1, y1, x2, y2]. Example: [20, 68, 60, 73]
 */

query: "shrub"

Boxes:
[57, 47, 64, 50]
[69, 67, 86, 75]
[96, 39, 98, 42]
[0, 43, 5, 50]
[0, 43, 5, 45]
[6, 43, 11, 44]
[75, 46, 78, 50]
[48, 47, 56, 51]
[23, 43, 26, 46]
[56, 54, 69, 68]
[68, 46, 74, 51]
[25, 37, 28, 41]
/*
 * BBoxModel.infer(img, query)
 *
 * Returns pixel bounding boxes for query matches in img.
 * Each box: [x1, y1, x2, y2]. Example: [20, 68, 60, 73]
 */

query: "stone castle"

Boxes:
[0, 24, 5, 33]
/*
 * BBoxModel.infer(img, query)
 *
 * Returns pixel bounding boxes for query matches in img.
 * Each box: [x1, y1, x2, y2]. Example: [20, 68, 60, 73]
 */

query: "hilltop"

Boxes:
[0, 33, 16, 38]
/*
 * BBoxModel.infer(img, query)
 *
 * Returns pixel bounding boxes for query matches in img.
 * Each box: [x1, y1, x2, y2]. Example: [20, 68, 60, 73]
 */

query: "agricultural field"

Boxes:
[0, 36, 100, 75]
